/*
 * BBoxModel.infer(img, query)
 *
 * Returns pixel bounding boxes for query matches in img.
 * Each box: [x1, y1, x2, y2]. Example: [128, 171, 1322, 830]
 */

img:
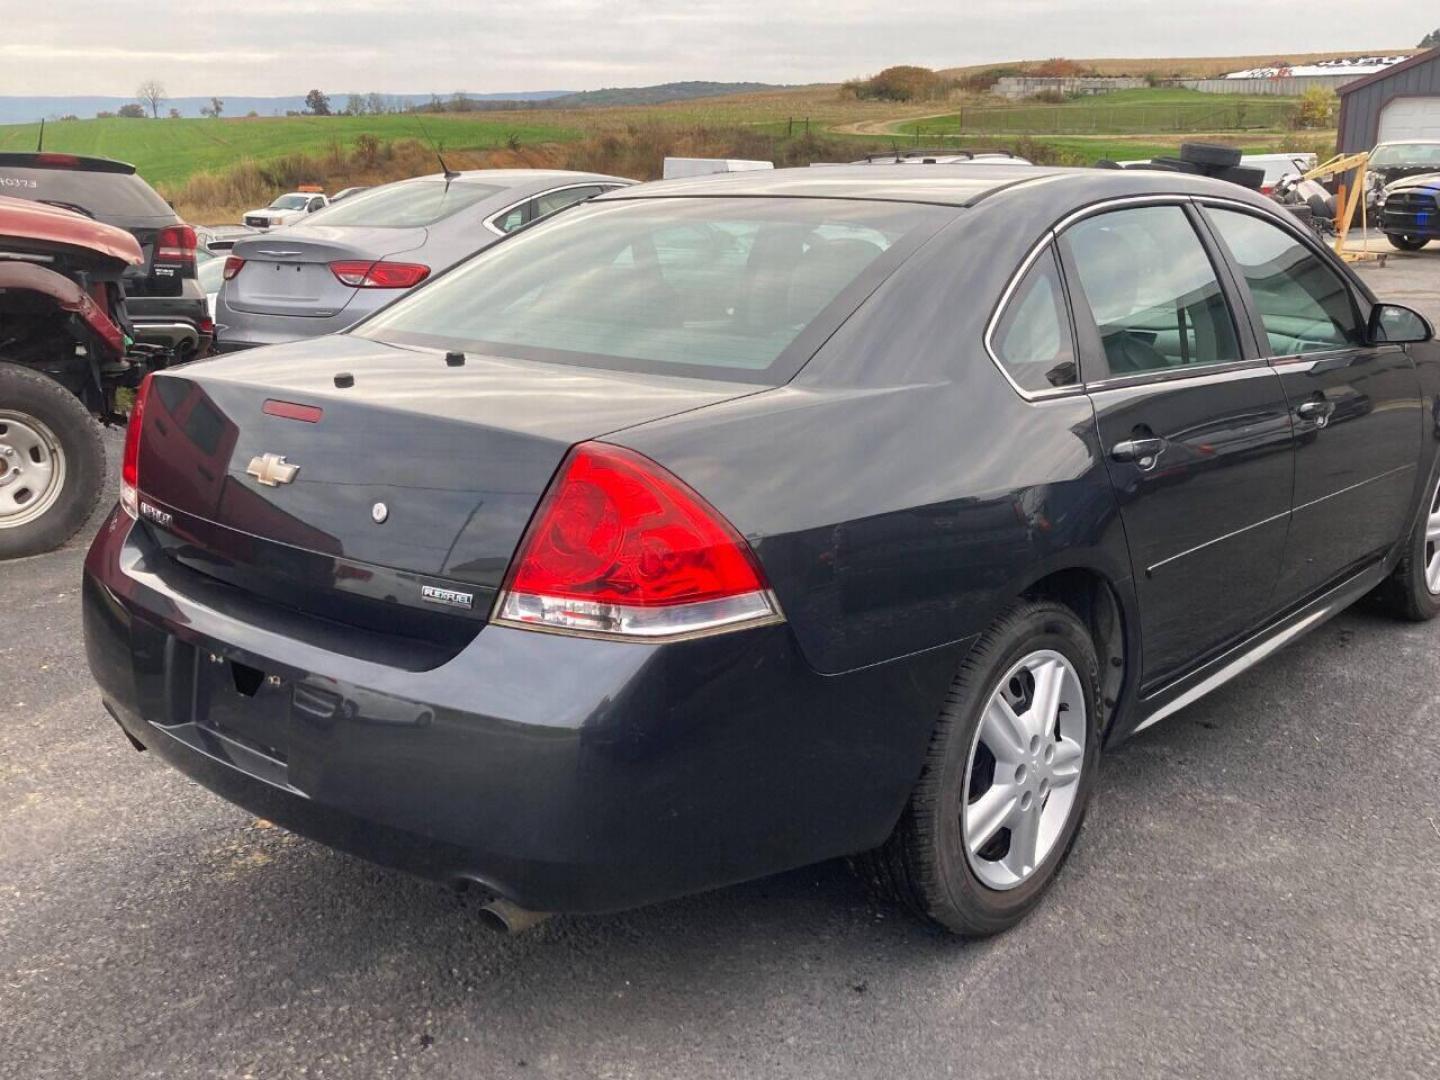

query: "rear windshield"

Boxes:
[1370, 143, 1440, 168]
[307, 181, 503, 228]
[354, 197, 950, 383]
[0, 167, 173, 222]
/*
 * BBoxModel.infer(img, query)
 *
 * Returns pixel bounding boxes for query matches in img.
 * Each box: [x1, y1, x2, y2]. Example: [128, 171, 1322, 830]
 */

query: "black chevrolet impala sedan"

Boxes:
[84, 165, 1439, 935]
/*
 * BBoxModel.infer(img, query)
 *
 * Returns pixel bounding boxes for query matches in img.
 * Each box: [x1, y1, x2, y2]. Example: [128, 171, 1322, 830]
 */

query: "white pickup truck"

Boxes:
[241, 191, 329, 230]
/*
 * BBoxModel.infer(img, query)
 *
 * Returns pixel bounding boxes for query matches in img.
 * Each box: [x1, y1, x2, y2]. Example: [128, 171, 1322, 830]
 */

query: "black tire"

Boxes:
[0, 362, 106, 560]
[1306, 192, 1335, 221]
[1371, 470, 1440, 621]
[852, 600, 1102, 935]
[1180, 141, 1242, 168]
[1209, 164, 1266, 191]
[1148, 156, 1204, 175]
[1387, 233, 1429, 252]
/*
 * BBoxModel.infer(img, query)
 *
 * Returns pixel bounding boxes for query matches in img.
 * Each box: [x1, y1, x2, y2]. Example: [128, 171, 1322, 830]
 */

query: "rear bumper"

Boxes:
[215, 293, 386, 351]
[83, 509, 962, 913]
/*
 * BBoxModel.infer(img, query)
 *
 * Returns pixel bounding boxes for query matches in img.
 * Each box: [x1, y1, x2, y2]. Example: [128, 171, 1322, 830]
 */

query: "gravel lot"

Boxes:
[3, 256, 1440, 1080]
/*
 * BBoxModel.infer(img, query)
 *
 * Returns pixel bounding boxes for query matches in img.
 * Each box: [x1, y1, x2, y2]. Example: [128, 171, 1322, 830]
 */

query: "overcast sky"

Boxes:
[1, 0, 1430, 97]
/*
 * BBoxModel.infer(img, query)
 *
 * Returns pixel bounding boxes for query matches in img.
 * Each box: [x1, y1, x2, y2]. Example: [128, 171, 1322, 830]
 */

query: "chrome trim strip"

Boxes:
[1083, 357, 1270, 394]
[1132, 605, 1334, 734]
[491, 587, 785, 643]
[1143, 463, 1414, 576]
[1146, 508, 1291, 575]
[1291, 463, 1415, 515]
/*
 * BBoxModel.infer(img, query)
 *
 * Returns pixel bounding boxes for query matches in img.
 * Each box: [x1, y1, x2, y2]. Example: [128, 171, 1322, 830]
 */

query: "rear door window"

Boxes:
[1061, 205, 1241, 377]
[1203, 207, 1363, 356]
[991, 246, 1078, 393]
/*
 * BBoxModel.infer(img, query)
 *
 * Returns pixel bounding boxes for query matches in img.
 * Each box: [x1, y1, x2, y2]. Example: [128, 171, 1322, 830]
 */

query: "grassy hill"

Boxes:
[540, 82, 783, 108]
[0, 113, 580, 187]
[899, 87, 1301, 137]
[938, 49, 1420, 79]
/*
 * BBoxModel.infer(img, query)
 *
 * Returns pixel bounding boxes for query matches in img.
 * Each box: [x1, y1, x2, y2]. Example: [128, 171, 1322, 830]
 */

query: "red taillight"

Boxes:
[154, 224, 197, 268]
[119, 373, 153, 519]
[222, 255, 245, 280]
[496, 442, 781, 639]
[35, 153, 80, 167]
[329, 260, 430, 289]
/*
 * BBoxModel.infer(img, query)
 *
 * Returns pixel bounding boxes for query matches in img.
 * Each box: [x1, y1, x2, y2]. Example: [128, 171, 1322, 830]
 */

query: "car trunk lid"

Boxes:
[224, 226, 427, 318]
[134, 336, 758, 642]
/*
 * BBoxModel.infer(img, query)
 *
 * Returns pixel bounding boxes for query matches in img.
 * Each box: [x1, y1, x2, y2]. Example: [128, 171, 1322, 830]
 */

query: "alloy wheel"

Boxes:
[1426, 475, 1440, 595]
[0, 410, 67, 530]
[962, 649, 1087, 891]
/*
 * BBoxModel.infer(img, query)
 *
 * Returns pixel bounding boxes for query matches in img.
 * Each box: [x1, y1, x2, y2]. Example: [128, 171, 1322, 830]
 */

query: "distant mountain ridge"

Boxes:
[0, 92, 573, 125]
[541, 81, 782, 107]
[0, 82, 787, 125]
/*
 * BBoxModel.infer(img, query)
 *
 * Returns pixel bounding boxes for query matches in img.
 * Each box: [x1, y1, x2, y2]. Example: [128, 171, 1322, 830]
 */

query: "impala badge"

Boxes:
[246, 453, 299, 487]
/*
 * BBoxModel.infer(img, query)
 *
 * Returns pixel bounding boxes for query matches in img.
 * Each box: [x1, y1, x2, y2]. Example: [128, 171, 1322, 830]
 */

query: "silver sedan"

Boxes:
[214, 169, 632, 351]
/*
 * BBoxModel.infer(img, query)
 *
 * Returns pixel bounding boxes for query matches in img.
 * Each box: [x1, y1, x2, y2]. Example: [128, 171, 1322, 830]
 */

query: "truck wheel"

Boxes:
[1387, 234, 1429, 252]
[0, 362, 106, 559]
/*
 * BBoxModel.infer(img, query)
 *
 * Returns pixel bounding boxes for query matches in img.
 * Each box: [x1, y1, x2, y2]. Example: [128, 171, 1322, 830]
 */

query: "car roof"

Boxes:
[403, 169, 633, 187]
[593, 164, 1279, 214]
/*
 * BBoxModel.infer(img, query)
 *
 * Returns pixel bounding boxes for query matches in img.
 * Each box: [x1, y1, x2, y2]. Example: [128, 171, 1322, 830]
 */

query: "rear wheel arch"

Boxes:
[1018, 566, 1131, 740]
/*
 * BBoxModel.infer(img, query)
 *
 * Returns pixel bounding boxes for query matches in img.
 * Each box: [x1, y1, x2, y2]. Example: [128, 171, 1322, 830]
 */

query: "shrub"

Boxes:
[1031, 58, 1088, 78]
[1293, 87, 1338, 130]
[1011, 137, 1087, 167]
[848, 66, 955, 103]
[560, 124, 892, 180]
[353, 133, 381, 167]
[1028, 90, 1070, 104]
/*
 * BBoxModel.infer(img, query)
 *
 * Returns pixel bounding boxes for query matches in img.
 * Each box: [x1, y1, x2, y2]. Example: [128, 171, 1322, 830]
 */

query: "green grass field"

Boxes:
[0, 114, 582, 186]
[870, 133, 1326, 164]
[0, 83, 1336, 215]
[899, 88, 1299, 138]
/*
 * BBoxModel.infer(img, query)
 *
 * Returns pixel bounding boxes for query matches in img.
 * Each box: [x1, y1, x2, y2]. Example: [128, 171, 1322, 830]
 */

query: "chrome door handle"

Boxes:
[1295, 400, 1335, 425]
[1110, 437, 1165, 463]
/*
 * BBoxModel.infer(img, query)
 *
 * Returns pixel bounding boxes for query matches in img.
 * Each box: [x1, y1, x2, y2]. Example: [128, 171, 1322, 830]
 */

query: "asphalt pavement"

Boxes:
[3, 255, 1440, 1080]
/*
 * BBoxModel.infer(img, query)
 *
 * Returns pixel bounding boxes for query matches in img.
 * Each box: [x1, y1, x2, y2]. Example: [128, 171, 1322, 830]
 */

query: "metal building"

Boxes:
[1337, 47, 1440, 152]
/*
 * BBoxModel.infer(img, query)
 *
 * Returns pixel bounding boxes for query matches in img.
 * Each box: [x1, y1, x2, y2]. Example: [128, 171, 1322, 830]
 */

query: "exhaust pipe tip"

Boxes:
[477, 897, 551, 935]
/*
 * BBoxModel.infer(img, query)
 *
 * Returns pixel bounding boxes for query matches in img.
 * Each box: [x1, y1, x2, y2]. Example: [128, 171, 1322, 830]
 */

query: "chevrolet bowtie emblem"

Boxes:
[246, 452, 299, 487]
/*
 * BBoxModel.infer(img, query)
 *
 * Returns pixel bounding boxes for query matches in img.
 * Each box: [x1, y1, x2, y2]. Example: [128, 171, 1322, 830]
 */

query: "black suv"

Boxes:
[0, 153, 211, 359]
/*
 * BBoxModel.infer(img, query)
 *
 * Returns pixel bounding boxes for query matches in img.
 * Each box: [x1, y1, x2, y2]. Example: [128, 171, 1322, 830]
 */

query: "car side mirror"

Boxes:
[1369, 303, 1434, 345]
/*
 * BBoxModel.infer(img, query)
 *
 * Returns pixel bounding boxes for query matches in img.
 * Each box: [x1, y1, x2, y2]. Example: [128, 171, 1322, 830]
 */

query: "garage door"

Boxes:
[1378, 97, 1440, 142]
